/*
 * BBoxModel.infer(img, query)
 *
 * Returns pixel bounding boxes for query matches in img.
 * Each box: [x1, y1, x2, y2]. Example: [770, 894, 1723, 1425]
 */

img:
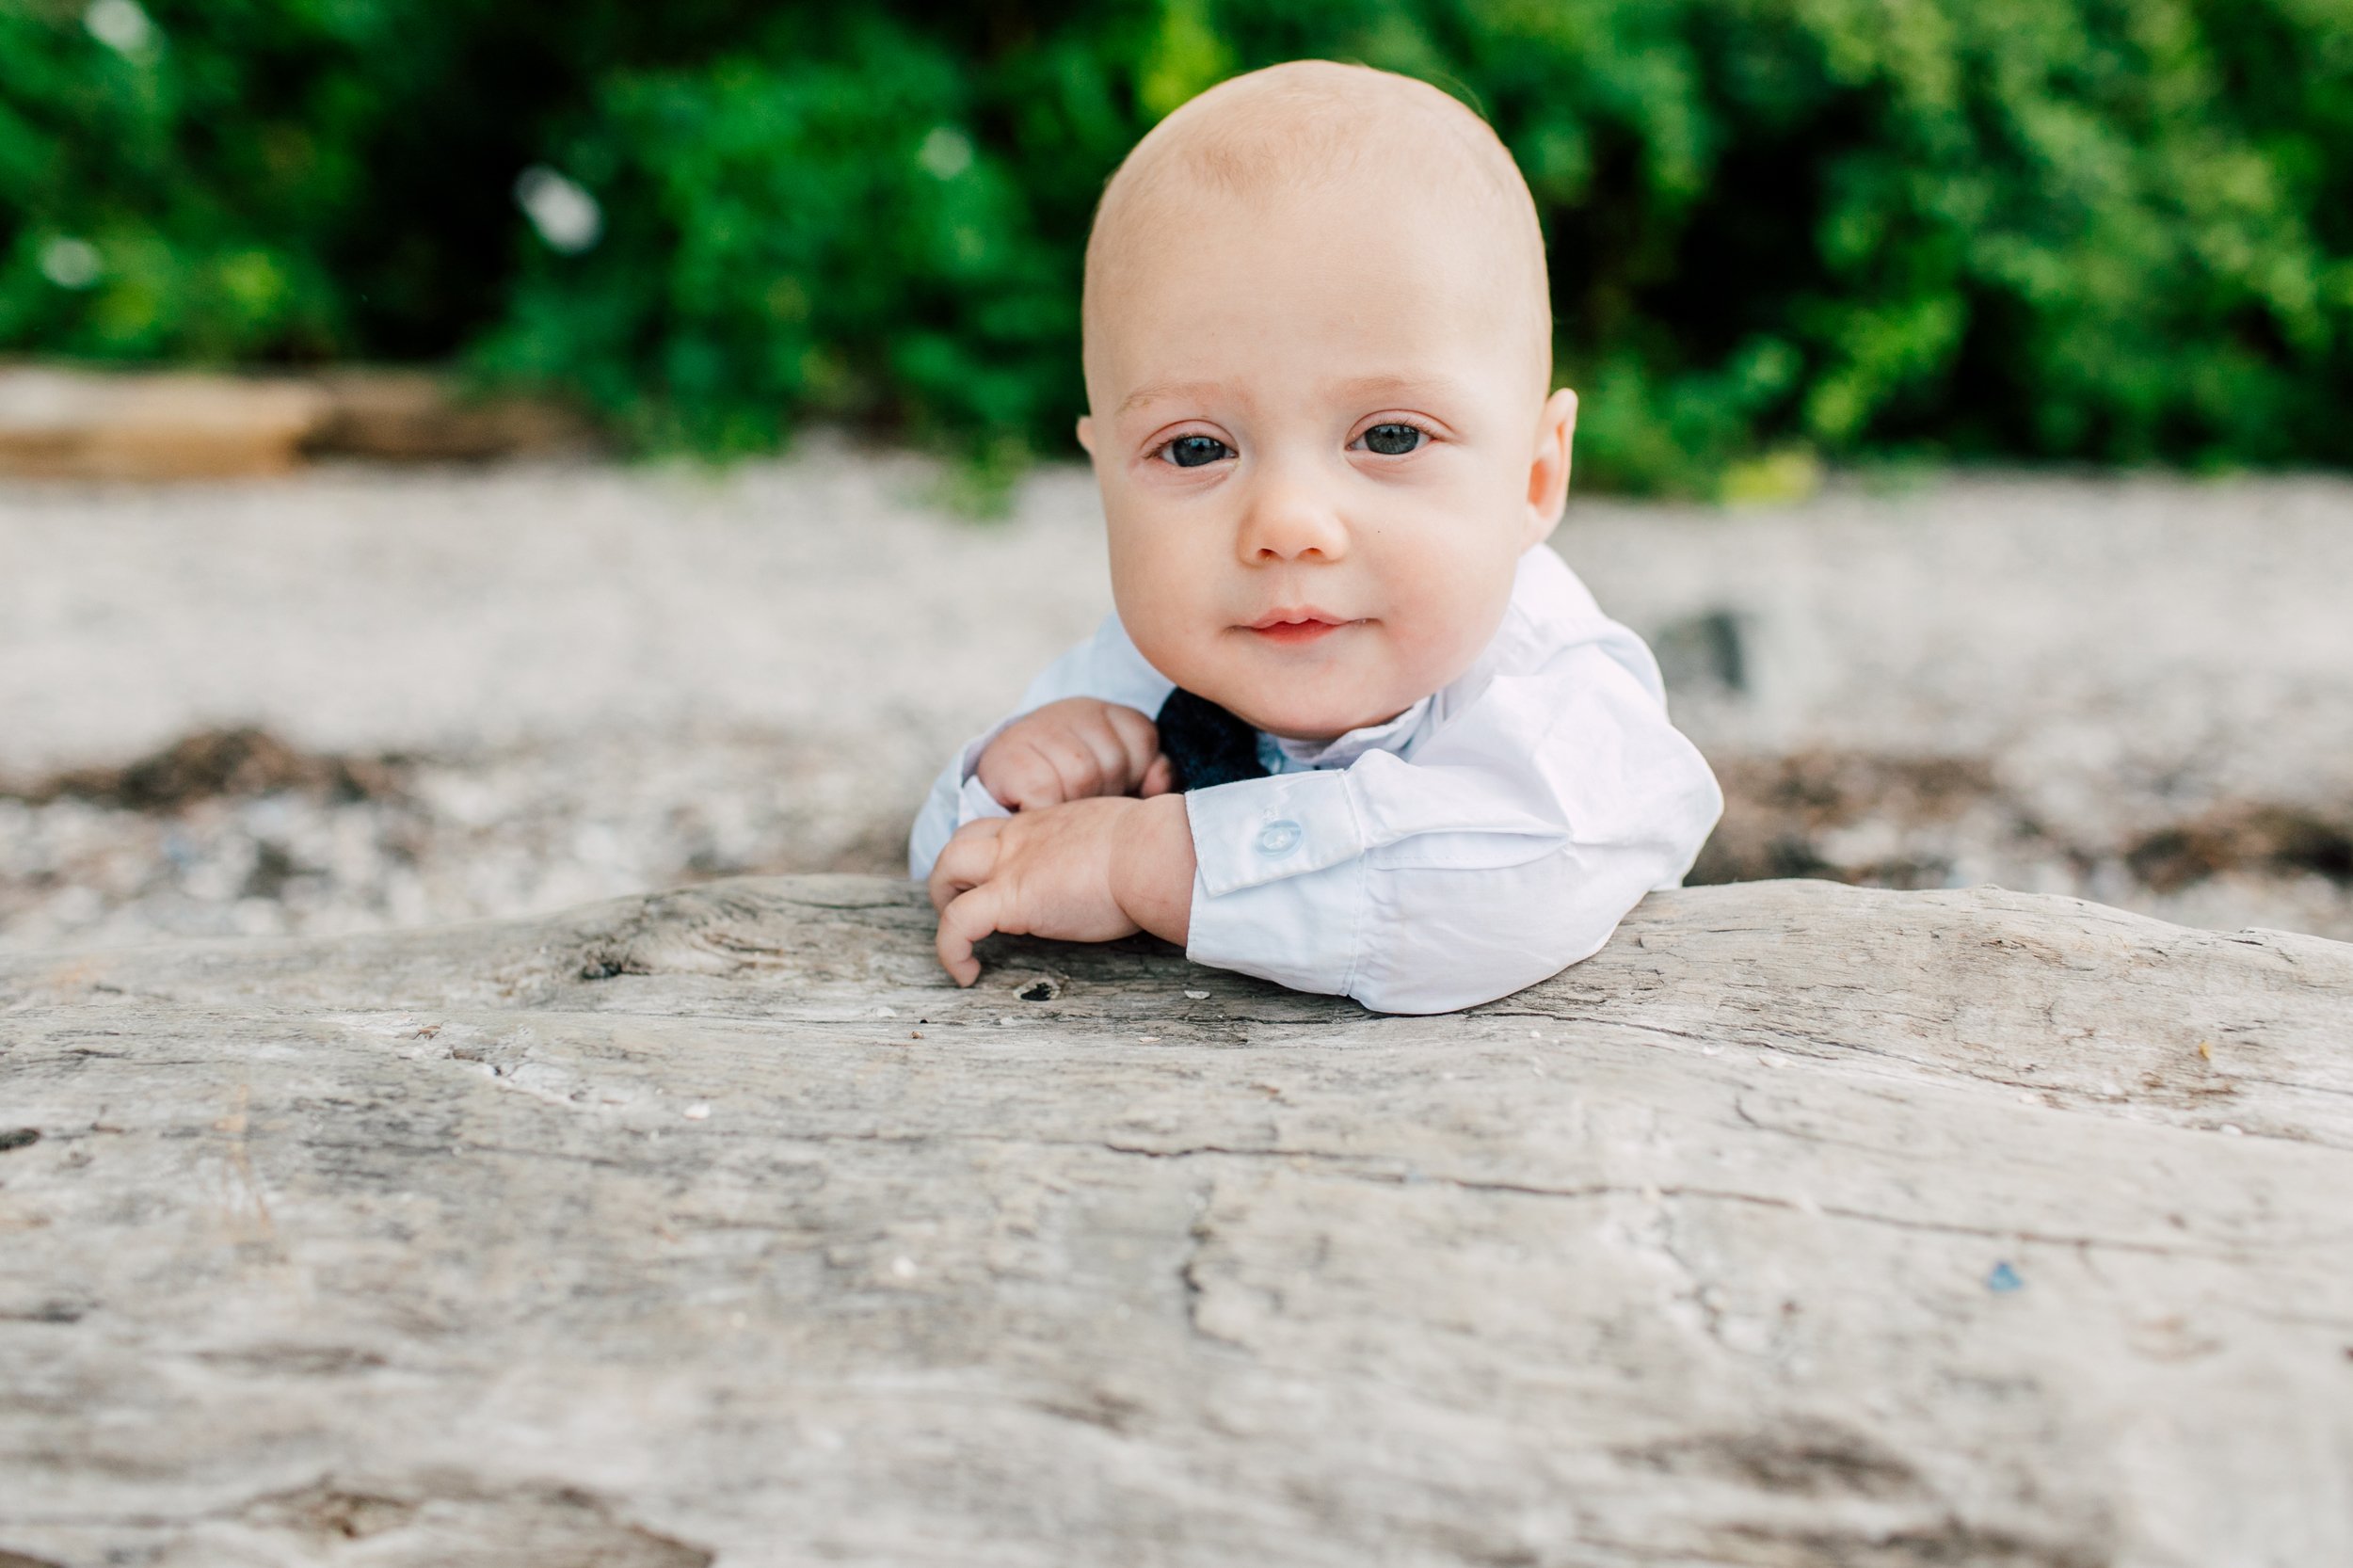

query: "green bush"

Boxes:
[0, 0, 773, 361]
[478, 15, 1086, 458]
[5, 0, 2351, 492]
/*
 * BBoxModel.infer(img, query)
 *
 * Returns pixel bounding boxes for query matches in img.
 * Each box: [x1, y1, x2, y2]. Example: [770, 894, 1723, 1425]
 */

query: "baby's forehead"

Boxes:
[1094, 70, 1529, 256]
[1084, 64, 1549, 392]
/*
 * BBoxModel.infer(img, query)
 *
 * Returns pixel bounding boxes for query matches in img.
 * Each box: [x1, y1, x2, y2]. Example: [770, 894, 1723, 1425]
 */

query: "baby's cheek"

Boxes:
[1121, 598, 1217, 693]
[1109, 535, 1210, 637]
[1389, 558, 1513, 683]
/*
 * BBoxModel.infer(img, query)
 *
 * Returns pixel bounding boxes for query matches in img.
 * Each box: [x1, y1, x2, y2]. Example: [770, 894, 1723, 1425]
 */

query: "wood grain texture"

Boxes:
[1, 876, 2348, 1567]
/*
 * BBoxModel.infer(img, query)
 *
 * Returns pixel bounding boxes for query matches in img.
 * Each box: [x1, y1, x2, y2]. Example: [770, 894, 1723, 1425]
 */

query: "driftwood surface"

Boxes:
[1, 875, 2349, 1567]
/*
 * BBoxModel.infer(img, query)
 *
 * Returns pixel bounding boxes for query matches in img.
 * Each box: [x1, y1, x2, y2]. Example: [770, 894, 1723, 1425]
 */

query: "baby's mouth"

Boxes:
[1244, 610, 1357, 646]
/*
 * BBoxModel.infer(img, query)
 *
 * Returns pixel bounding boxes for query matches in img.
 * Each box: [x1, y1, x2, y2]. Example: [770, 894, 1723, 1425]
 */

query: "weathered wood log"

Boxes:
[0, 366, 592, 479]
[302, 370, 597, 462]
[0, 368, 328, 480]
[1, 877, 2348, 1566]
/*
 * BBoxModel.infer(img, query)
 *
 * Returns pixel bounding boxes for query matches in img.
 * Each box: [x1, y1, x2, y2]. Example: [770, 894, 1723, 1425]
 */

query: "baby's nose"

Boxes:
[1236, 474, 1349, 563]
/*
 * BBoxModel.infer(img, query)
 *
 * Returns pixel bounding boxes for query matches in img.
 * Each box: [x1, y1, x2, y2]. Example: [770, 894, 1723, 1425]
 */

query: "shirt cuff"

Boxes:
[956, 771, 1010, 825]
[1184, 770, 1366, 896]
[952, 725, 1016, 827]
[1183, 857, 1364, 1000]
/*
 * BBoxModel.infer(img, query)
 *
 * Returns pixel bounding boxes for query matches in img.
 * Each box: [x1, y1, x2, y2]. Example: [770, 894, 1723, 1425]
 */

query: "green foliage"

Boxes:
[0, 0, 780, 361]
[476, 15, 1087, 457]
[5, 0, 2351, 491]
[0, 0, 343, 360]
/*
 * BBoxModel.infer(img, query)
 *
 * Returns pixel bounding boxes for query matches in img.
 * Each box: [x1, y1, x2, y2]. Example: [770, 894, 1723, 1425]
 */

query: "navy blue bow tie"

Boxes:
[1155, 689, 1270, 792]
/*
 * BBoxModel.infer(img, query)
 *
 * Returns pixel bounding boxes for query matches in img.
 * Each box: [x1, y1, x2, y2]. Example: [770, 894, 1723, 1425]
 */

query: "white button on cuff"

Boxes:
[1256, 819, 1303, 857]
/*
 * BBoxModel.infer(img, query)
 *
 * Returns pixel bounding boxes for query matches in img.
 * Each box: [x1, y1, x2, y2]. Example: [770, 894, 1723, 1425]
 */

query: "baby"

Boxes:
[909, 61, 1721, 1014]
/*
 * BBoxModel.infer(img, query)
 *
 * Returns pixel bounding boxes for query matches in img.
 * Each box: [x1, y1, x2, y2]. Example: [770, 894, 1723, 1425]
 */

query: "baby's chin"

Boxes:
[1196, 677, 1425, 744]
[1149, 637, 1449, 742]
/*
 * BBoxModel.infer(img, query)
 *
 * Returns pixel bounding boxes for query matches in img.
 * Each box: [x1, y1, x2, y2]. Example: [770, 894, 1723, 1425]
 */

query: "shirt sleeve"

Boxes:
[1180, 632, 1722, 1015]
[907, 616, 1176, 880]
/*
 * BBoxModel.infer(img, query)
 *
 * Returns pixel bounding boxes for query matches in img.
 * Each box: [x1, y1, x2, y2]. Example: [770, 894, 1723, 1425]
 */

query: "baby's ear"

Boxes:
[1523, 388, 1578, 547]
[1075, 415, 1096, 457]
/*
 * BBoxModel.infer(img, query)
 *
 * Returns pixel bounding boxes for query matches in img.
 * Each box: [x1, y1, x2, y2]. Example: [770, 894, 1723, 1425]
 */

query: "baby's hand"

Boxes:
[976, 697, 1175, 812]
[927, 794, 1194, 985]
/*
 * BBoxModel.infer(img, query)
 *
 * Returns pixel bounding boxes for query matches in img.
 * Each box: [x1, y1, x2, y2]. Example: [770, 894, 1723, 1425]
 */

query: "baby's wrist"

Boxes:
[1107, 793, 1195, 946]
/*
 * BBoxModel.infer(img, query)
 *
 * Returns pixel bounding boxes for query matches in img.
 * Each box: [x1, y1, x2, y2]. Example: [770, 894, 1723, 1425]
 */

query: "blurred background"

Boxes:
[2, 0, 2350, 953]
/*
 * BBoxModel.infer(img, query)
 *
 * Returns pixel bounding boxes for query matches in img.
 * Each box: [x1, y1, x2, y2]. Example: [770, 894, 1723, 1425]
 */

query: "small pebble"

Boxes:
[1139, 1035, 1161, 1044]
[890, 1256, 917, 1280]
[2220, 1124, 2245, 1136]
[682, 1103, 711, 1121]
[1184, 990, 1210, 1000]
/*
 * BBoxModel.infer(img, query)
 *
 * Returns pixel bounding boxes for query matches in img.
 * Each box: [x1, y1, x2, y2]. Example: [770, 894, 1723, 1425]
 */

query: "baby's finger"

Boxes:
[1070, 713, 1134, 795]
[935, 884, 1007, 987]
[988, 749, 1065, 812]
[926, 820, 1002, 913]
[993, 740, 1078, 811]
[1140, 753, 1176, 798]
[1027, 730, 1106, 806]
[1105, 705, 1160, 786]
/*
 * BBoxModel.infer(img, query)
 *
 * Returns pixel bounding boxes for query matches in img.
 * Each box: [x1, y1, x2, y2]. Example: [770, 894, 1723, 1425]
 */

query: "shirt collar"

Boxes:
[1261, 696, 1435, 772]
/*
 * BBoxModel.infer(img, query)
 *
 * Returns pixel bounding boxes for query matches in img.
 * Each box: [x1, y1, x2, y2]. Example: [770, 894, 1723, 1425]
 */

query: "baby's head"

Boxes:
[1079, 61, 1576, 742]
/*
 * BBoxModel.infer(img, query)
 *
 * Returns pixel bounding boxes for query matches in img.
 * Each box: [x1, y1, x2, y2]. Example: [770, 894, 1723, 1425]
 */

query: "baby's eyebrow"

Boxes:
[1116, 372, 1470, 417]
[1117, 378, 1225, 416]
[1325, 372, 1473, 407]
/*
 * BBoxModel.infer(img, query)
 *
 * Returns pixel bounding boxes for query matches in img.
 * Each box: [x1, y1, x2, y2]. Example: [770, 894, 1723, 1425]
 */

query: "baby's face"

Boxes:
[1080, 184, 1570, 741]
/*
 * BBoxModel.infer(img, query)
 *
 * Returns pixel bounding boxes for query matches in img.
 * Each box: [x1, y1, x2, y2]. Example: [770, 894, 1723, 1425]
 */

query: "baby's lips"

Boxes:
[1244, 608, 1354, 646]
[1245, 604, 1351, 631]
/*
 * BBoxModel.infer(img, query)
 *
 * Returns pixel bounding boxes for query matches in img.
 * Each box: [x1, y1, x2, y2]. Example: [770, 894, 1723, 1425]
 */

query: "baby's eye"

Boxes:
[1357, 423, 1425, 456]
[1158, 434, 1234, 469]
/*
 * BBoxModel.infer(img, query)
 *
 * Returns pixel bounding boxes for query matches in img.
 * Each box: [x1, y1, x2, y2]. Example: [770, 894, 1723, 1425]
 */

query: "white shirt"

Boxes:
[909, 545, 1722, 1015]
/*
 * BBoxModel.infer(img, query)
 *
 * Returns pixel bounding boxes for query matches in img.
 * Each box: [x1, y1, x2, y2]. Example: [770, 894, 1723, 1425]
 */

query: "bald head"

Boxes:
[1082, 61, 1552, 408]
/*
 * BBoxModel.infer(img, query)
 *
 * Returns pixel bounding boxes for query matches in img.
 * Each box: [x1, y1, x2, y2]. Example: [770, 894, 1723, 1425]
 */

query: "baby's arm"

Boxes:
[976, 697, 1176, 811]
[1180, 639, 1721, 1013]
